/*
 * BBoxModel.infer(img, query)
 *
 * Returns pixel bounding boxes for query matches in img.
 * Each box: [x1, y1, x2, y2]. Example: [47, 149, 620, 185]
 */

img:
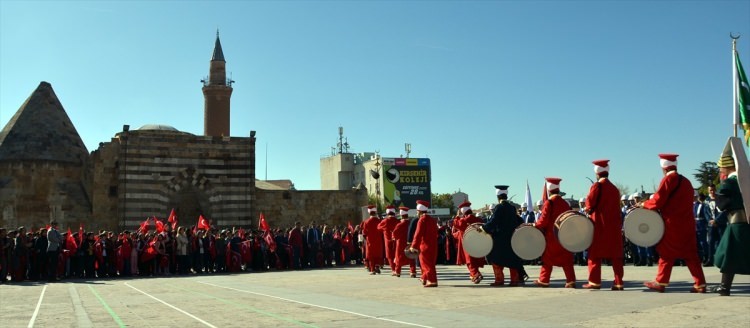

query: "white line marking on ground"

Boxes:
[124, 282, 217, 328]
[69, 285, 93, 327]
[27, 284, 47, 328]
[197, 281, 433, 328]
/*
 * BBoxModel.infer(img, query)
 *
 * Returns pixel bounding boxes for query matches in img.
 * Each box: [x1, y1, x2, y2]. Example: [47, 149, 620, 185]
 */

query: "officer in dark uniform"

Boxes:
[479, 185, 526, 286]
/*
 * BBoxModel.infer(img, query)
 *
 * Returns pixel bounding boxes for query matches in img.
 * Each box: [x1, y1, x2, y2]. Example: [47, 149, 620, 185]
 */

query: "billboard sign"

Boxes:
[382, 158, 431, 209]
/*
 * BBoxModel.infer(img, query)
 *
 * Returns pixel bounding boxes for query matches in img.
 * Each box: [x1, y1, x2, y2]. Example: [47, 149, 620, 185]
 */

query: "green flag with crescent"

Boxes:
[736, 50, 750, 145]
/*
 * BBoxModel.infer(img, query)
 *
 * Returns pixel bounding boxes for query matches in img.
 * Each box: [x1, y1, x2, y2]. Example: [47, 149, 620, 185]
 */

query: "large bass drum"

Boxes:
[554, 210, 594, 253]
[624, 208, 664, 247]
[462, 224, 493, 258]
[511, 225, 546, 260]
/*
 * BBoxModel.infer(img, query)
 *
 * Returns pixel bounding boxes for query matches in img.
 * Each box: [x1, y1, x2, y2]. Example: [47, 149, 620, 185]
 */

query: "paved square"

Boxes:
[1, 264, 748, 327]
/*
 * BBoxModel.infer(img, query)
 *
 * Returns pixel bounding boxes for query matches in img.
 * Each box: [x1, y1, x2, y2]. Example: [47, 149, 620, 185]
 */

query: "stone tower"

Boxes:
[202, 31, 233, 137]
[0, 82, 91, 229]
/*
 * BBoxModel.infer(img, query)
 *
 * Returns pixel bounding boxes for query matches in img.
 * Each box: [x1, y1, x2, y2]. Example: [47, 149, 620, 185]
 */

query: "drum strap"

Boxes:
[587, 182, 603, 214]
[665, 175, 684, 204]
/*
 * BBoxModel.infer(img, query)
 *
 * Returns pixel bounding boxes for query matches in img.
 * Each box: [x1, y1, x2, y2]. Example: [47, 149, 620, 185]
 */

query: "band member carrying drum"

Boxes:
[534, 177, 577, 288]
[377, 205, 399, 275]
[455, 201, 487, 283]
[642, 154, 707, 293]
[583, 159, 625, 290]
[410, 200, 439, 287]
[478, 185, 525, 286]
[393, 206, 417, 278]
[362, 205, 384, 275]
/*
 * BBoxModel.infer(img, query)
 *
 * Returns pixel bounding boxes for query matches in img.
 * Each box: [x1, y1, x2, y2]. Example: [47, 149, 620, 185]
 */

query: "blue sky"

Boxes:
[1, 1, 749, 208]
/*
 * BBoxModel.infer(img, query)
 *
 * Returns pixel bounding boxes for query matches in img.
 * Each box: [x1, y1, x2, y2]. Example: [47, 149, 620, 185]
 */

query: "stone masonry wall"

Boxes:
[253, 189, 368, 230]
[0, 161, 91, 230]
[91, 129, 255, 230]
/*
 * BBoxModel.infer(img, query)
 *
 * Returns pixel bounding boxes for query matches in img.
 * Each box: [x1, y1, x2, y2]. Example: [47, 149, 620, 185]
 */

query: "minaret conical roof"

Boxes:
[0, 82, 89, 164]
[212, 31, 225, 62]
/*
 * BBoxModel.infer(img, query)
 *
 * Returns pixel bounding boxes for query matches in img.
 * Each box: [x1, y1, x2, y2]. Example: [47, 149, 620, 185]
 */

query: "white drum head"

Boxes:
[556, 212, 594, 253]
[624, 208, 664, 247]
[511, 226, 546, 260]
[462, 227, 493, 258]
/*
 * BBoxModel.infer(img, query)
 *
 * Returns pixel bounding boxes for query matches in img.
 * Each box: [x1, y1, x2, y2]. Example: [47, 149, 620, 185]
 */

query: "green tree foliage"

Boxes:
[367, 194, 384, 213]
[431, 193, 456, 214]
[693, 161, 719, 194]
[613, 182, 631, 199]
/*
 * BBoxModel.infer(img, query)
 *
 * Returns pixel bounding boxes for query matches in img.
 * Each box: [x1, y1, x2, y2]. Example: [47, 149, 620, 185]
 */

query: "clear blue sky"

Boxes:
[1, 1, 749, 208]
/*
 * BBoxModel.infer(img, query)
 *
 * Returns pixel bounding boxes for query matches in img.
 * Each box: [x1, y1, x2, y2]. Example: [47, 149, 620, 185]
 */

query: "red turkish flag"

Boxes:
[196, 215, 210, 231]
[258, 212, 270, 232]
[155, 219, 165, 233]
[139, 218, 151, 233]
[240, 240, 252, 263]
[167, 208, 178, 230]
[66, 227, 78, 250]
[263, 230, 277, 253]
[79, 223, 84, 245]
[347, 221, 354, 234]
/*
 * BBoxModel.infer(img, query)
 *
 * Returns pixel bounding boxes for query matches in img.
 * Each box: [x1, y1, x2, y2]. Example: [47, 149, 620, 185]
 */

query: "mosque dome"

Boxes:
[138, 124, 180, 132]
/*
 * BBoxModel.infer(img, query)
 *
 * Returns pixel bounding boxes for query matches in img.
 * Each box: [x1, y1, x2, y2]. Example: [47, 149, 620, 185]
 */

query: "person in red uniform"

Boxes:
[377, 205, 399, 275]
[451, 214, 467, 266]
[642, 154, 707, 293]
[288, 221, 304, 270]
[362, 205, 384, 275]
[393, 206, 417, 278]
[534, 177, 577, 288]
[454, 201, 486, 283]
[583, 159, 625, 290]
[410, 200, 439, 287]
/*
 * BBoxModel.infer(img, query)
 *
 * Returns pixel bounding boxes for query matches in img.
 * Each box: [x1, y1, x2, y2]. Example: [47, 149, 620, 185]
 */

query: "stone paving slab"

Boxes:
[1, 264, 748, 327]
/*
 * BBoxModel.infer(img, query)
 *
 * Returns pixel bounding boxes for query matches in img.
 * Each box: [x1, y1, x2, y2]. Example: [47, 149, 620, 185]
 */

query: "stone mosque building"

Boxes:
[0, 33, 367, 231]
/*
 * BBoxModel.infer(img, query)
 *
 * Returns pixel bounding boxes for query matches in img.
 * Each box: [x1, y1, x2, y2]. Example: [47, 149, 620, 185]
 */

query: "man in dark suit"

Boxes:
[306, 221, 320, 268]
[46, 221, 62, 282]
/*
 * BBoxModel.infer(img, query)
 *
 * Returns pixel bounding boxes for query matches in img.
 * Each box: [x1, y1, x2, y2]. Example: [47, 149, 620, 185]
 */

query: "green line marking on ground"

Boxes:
[172, 285, 318, 328]
[88, 285, 127, 328]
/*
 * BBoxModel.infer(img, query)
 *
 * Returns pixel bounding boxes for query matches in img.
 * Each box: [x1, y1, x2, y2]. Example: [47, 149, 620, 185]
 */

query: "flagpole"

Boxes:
[732, 33, 740, 137]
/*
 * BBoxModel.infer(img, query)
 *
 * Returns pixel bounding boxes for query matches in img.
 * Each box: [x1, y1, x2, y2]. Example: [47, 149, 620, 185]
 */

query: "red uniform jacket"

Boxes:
[643, 171, 697, 259]
[362, 216, 384, 266]
[288, 228, 303, 249]
[585, 177, 623, 259]
[393, 219, 414, 267]
[377, 216, 399, 260]
[535, 194, 574, 266]
[412, 215, 438, 257]
[451, 217, 467, 265]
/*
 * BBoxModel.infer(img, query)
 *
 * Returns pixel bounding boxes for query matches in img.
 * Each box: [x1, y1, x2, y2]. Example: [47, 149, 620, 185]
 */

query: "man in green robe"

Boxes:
[712, 154, 750, 296]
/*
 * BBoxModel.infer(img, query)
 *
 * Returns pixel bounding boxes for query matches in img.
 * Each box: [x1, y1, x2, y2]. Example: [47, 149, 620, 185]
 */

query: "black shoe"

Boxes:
[711, 285, 730, 296]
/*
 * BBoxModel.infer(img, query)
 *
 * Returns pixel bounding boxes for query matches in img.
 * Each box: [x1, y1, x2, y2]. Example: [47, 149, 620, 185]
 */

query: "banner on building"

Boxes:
[381, 158, 431, 209]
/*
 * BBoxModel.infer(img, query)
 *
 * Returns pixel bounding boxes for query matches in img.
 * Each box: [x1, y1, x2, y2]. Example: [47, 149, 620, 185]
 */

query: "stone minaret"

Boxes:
[202, 31, 233, 137]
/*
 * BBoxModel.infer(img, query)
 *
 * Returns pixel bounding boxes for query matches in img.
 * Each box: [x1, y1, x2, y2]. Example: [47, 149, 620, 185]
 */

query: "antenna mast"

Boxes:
[334, 126, 350, 154]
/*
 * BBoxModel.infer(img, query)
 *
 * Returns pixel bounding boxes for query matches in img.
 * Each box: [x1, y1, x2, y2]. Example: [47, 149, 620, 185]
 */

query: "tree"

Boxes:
[693, 161, 719, 193]
[367, 194, 384, 213]
[613, 183, 631, 199]
[431, 193, 456, 214]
